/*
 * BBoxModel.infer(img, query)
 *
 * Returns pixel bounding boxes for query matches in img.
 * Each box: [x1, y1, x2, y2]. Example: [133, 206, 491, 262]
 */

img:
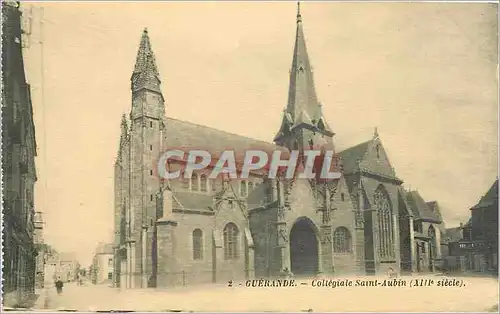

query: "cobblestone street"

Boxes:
[31, 275, 499, 312]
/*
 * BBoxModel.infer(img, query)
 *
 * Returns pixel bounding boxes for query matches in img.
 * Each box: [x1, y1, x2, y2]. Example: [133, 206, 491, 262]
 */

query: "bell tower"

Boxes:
[128, 28, 166, 288]
[274, 2, 335, 155]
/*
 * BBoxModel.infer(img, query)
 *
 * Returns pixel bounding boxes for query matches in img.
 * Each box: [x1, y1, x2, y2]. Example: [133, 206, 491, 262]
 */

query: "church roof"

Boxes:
[164, 117, 287, 164]
[405, 191, 442, 223]
[464, 217, 472, 227]
[471, 179, 498, 210]
[338, 140, 371, 174]
[159, 117, 286, 212]
[397, 186, 413, 216]
[172, 190, 213, 212]
[444, 227, 463, 243]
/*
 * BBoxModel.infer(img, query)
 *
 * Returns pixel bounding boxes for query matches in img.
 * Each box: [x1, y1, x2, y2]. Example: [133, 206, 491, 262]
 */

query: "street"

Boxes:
[32, 275, 499, 312]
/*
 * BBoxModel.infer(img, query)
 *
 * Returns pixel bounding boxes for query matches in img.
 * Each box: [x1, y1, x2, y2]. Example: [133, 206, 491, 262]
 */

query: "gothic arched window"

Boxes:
[240, 180, 247, 197]
[248, 181, 254, 192]
[191, 173, 199, 191]
[181, 171, 190, 190]
[223, 223, 239, 260]
[193, 229, 203, 260]
[200, 174, 208, 192]
[428, 225, 437, 258]
[333, 227, 351, 253]
[374, 185, 395, 260]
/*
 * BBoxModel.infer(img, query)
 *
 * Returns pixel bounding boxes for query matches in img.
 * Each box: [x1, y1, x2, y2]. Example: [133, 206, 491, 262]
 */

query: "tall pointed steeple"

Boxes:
[274, 2, 334, 147]
[131, 28, 161, 94]
[129, 28, 165, 121]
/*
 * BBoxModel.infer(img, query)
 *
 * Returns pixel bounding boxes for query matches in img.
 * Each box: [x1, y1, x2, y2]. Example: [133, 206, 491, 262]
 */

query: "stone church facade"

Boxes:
[113, 5, 445, 289]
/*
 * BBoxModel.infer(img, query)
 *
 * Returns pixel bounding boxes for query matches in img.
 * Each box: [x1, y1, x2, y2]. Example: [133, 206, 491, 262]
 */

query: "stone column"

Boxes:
[422, 242, 429, 271]
[320, 225, 333, 275]
[112, 247, 118, 288]
[408, 217, 416, 272]
[276, 220, 289, 275]
[355, 211, 366, 275]
[120, 258, 127, 290]
[212, 229, 223, 283]
[126, 243, 131, 288]
[141, 226, 148, 288]
[435, 227, 442, 259]
[392, 213, 401, 273]
[156, 220, 178, 287]
[370, 210, 380, 274]
[244, 228, 255, 279]
[276, 179, 289, 276]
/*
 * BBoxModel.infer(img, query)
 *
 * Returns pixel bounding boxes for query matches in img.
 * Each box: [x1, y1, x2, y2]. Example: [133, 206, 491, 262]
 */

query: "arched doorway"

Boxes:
[289, 217, 319, 276]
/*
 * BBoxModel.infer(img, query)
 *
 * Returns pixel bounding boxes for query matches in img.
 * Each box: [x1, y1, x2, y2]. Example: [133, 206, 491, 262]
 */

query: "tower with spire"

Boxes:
[115, 28, 167, 289]
[130, 28, 165, 120]
[274, 2, 335, 155]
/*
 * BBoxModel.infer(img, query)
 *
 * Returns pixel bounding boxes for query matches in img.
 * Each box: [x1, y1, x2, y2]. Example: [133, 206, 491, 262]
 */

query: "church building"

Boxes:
[113, 4, 445, 288]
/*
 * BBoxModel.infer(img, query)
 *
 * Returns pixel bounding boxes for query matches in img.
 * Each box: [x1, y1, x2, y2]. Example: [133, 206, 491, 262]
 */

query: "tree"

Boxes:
[35, 243, 58, 260]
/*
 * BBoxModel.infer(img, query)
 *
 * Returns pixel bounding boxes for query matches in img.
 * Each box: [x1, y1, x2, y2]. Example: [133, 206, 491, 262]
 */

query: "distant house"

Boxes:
[441, 180, 499, 274]
[398, 190, 446, 273]
[460, 180, 498, 273]
[442, 224, 466, 258]
[91, 243, 114, 285]
[44, 252, 80, 283]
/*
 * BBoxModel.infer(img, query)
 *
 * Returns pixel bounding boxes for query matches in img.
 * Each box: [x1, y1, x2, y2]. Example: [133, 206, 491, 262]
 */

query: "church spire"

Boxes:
[131, 28, 161, 94]
[274, 2, 334, 144]
[373, 127, 379, 140]
[296, 1, 302, 23]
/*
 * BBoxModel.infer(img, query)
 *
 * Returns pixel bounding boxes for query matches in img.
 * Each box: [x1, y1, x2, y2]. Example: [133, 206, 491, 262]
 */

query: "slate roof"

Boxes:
[172, 190, 214, 212]
[471, 179, 498, 210]
[405, 191, 442, 223]
[444, 227, 463, 243]
[397, 187, 413, 216]
[164, 117, 287, 168]
[338, 140, 370, 174]
[464, 217, 472, 228]
[426, 201, 442, 221]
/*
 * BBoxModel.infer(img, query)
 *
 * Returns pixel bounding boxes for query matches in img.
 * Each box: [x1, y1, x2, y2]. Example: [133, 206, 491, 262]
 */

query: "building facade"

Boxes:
[2, 0, 39, 307]
[90, 243, 114, 285]
[452, 180, 499, 273]
[33, 212, 45, 288]
[44, 252, 80, 283]
[113, 4, 445, 289]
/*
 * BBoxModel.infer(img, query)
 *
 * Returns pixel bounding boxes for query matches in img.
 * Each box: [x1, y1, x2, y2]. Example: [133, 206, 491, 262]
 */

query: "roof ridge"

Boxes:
[166, 116, 286, 150]
[338, 139, 372, 154]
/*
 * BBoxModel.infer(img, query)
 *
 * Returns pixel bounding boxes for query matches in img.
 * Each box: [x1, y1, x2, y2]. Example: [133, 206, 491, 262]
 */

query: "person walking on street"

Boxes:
[55, 277, 64, 295]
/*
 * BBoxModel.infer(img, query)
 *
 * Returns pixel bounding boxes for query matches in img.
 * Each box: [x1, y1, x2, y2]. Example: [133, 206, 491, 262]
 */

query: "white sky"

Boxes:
[21, 2, 498, 266]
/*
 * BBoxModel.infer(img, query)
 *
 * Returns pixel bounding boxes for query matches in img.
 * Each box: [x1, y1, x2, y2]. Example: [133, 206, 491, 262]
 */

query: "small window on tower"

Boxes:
[150, 121, 153, 128]
[150, 170, 153, 176]
[341, 193, 345, 202]
[150, 194, 153, 201]
[376, 144, 381, 159]
[150, 145, 153, 151]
